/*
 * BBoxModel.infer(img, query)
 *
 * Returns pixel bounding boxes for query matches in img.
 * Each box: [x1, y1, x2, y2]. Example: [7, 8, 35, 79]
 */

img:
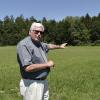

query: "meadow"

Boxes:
[0, 46, 100, 100]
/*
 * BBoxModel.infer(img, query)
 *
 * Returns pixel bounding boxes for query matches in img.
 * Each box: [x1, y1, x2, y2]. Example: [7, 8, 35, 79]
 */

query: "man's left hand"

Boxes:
[60, 43, 68, 48]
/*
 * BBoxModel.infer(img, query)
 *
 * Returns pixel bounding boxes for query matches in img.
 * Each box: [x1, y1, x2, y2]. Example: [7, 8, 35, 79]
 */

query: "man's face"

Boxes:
[30, 30, 44, 42]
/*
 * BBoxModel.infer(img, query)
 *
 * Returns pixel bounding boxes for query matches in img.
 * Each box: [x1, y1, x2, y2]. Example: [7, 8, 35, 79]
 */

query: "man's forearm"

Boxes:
[25, 63, 48, 72]
[48, 43, 67, 49]
[48, 44, 60, 49]
[25, 60, 54, 72]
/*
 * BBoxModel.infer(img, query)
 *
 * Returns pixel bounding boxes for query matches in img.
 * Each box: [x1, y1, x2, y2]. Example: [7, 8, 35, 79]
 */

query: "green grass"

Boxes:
[0, 46, 21, 100]
[0, 46, 100, 100]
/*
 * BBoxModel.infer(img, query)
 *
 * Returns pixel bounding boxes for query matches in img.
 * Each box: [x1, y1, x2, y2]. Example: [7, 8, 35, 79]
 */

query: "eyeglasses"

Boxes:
[33, 30, 44, 35]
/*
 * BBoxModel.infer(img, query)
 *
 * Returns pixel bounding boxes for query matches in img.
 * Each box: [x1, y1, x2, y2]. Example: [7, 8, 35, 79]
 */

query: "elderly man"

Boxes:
[17, 22, 67, 100]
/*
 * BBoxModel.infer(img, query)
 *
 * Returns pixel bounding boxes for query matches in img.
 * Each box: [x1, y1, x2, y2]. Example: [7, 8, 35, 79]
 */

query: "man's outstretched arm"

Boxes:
[48, 43, 67, 49]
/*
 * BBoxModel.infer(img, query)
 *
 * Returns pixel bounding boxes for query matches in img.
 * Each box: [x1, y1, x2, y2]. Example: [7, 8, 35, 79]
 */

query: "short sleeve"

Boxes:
[42, 43, 49, 53]
[17, 44, 32, 68]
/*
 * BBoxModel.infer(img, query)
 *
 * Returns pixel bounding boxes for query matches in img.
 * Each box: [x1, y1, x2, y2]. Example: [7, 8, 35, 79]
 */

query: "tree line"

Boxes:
[0, 13, 100, 46]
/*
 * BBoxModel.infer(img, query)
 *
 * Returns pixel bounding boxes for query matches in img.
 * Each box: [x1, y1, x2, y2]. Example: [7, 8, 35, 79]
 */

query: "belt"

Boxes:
[23, 77, 46, 80]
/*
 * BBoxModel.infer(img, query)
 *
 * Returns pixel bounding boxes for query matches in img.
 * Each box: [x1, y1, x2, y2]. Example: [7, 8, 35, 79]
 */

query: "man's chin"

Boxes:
[34, 38, 41, 42]
[32, 37, 42, 42]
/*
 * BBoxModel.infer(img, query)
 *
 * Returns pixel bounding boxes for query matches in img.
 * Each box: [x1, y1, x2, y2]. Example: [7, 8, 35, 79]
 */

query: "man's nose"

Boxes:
[38, 32, 41, 35]
[37, 32, 41, 36]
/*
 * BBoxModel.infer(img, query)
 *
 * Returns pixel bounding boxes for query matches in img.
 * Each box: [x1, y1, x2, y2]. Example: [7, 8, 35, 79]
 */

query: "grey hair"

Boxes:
[30, 22, 44, 32]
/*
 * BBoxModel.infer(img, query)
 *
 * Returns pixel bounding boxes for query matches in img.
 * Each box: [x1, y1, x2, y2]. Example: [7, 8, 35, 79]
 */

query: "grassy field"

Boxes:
[0, 46, 100, 100]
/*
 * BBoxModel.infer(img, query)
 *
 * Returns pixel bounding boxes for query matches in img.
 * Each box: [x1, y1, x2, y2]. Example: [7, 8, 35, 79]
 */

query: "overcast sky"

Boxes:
[0, 0, 99, 21]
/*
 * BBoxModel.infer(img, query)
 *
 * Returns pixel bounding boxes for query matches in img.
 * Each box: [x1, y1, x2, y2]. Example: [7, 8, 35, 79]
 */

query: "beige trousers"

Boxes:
[19, 79, 49, 100]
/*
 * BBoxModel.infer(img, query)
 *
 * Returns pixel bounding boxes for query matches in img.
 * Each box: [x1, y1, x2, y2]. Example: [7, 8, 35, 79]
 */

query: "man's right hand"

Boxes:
[47, 60, 54, 68]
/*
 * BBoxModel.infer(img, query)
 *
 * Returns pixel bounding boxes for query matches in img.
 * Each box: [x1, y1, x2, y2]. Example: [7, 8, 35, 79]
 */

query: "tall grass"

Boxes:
[0, 46, 100, 100]
[0, 46, 21, 100]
